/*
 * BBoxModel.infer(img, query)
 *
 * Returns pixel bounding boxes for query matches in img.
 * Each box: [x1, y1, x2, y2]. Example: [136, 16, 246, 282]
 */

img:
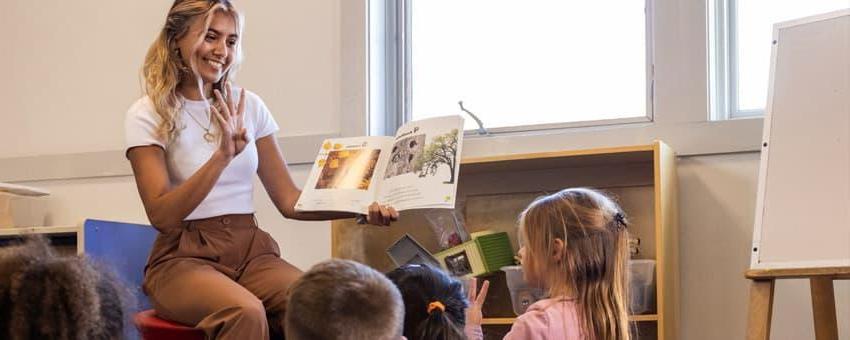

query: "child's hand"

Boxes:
[359, 202, 399, 226]
[465, 278, 490, 326]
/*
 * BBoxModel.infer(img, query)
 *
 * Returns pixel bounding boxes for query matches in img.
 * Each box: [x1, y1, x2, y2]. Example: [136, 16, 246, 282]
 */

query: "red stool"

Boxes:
[134, 309, 205, 340]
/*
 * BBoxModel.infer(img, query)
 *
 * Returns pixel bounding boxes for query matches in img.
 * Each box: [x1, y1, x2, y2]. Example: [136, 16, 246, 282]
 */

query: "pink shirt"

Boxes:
[466, 297, 583, 340]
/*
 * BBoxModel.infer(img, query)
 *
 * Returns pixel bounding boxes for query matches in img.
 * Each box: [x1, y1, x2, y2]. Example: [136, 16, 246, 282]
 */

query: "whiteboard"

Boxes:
[751, 9, 850, 269]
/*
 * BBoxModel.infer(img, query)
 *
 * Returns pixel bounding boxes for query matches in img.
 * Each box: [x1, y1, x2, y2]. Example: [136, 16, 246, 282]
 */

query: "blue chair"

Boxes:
[84, 219, 203, 340]
[84, 219, 158, 311]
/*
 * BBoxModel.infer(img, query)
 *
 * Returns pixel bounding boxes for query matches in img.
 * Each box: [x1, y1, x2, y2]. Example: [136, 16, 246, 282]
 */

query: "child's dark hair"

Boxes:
[386, 264, 468, 340]
[0, 237, 132, 340]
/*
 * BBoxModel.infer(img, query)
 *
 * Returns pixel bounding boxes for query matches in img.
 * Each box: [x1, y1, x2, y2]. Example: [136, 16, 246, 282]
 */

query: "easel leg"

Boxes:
[810, 277, 838, 340]
[746, 279, 775, 340]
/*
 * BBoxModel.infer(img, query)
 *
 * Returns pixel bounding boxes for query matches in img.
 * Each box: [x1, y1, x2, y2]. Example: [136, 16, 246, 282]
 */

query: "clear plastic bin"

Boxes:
[501, 265, 545, 316]
[0, 192, 48, 228]
[629, 259, 656, 314]
[500, 261, 656, 316]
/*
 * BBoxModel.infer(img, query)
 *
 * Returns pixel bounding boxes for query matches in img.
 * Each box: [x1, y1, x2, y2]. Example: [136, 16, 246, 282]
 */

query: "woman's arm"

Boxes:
[255, 135, 397, 225]
[128, 146, 233, 231]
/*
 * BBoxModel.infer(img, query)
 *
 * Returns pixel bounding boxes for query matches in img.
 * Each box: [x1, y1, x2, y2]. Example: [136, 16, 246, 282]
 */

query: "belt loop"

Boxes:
[251, 214, 259, 228]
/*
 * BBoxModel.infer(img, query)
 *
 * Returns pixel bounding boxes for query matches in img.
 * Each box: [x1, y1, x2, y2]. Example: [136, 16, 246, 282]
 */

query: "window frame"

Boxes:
[374, 0, 658, 135]
[364, 0, 764, 158]
[710, 0, 767, 120]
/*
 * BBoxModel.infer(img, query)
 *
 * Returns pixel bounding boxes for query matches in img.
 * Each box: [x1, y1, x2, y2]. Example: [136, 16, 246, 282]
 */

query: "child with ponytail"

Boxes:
[466, 188, 632, 340]
[386, 264, 468, 340]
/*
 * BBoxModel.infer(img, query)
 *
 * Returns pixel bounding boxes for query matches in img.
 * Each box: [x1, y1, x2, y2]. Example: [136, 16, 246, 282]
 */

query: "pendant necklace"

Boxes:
[185, 104, 216, 143]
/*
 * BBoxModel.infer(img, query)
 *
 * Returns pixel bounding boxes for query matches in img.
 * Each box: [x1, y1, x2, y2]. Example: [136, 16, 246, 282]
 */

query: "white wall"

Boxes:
[0, 1, 342, 159]
[2, 1, 848, 339]
[678, 153, 849, 340]
[0, 0, 345, 269]
[678, 153, 758, 339]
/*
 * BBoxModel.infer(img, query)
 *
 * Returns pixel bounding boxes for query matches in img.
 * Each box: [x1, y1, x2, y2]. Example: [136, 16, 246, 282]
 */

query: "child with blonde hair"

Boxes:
[465, 188, 632, 340]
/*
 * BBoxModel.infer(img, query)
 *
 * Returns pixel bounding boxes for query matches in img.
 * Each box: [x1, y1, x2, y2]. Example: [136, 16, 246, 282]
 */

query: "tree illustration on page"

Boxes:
[415, 129, 458, 184]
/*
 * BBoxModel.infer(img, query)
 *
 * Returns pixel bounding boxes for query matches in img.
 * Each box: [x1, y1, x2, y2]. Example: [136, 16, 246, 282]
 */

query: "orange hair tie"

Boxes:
[427, 301, 445, 314]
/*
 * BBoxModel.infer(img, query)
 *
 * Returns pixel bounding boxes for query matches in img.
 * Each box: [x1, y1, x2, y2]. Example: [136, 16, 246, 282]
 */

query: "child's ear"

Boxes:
[551, 238, 565, 262]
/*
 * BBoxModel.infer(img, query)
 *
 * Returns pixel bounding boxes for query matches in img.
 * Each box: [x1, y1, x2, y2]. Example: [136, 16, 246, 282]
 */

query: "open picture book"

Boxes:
[295, 115, 464, 214]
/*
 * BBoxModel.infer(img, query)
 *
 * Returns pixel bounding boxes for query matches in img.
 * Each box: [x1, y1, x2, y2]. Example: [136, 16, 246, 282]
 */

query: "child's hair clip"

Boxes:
[427, 301, 446, 314]
[613, 212, 628, 229]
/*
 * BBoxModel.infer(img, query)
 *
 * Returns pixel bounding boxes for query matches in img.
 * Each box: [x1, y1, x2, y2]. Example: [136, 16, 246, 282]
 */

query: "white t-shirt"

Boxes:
[124, 90, 279, 220]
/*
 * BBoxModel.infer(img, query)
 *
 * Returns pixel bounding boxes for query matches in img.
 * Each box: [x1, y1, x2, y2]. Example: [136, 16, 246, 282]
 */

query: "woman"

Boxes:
[125, 1, 397, 339]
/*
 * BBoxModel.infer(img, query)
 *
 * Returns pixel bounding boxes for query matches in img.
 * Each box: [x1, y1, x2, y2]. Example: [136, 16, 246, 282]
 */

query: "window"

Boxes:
[372, 0, 654, 134]
[710, 0, 848, 119]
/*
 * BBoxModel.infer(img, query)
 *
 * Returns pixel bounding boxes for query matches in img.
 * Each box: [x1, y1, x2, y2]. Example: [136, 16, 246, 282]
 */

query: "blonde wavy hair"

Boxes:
[519, 188, 631, 340]
[142, 0, 243, 143]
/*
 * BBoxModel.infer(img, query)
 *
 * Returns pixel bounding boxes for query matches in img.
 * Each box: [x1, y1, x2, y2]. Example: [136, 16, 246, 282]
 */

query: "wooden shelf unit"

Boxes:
[0, 225, 83, 255]
[332, 141, 679, 340]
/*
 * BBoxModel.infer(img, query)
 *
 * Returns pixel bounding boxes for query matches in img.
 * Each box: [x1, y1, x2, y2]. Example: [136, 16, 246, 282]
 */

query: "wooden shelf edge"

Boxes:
[630, 314, 659, 322]
[481, 318, 516, 325]
[461, 144, 656, 165]
[481, 314, 659, 325]
[0, 225, 80, 237]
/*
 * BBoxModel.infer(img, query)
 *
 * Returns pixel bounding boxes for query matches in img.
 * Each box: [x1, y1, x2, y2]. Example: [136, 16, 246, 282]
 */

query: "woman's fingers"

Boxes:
[210, 105, 228, 128]
[237, 89, 246, 116]
[213, 89, 231, 118]
[221, 82, 229, 105]
[387, 206, 399, 221]
[236, 88, 246, 130]
[467, 277, 478, 302]
[239, 127, 248, 142]
[363, 203, 398, 226]
[225, 82, 237, 117]
[379, 204, 391, 225]
[367, 202, 381, 225]
[380, 204, 399, 225]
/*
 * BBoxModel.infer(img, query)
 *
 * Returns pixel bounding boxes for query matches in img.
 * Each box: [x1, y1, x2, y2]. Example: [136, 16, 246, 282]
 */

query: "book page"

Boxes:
[295, 136, 394, 214]
[377, 115, 464, 211]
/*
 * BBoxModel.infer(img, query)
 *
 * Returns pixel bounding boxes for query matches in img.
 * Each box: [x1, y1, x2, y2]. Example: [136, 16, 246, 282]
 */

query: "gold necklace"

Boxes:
[184, 105, 216, 143]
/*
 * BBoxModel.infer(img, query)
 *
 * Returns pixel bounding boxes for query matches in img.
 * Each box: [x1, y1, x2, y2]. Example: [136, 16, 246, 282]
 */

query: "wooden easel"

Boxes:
[746, 266, 850, 340]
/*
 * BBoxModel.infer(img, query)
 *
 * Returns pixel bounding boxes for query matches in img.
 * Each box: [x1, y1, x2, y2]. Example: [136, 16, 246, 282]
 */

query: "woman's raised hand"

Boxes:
[212, 82, 249, 159]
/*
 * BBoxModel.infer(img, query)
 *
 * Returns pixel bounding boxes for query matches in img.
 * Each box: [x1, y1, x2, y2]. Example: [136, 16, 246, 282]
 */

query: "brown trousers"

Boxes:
[142, 214, 302, 340]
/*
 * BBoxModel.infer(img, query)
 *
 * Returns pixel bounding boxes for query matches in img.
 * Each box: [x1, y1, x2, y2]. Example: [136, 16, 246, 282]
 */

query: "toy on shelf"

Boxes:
[434, 230, 515, 278]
